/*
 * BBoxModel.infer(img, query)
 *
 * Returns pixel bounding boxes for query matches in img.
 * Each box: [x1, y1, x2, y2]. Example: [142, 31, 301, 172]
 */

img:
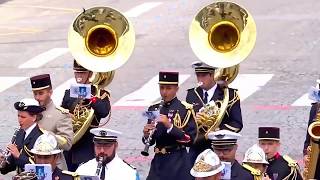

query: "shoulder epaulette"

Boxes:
[123, 160, 136, 170]
[283, 155, 298, 167]
[62, 170, 79, 177]
[242, 163, 261, 176]
[55, 106, 69, 114]
[181, 101, 193, 110]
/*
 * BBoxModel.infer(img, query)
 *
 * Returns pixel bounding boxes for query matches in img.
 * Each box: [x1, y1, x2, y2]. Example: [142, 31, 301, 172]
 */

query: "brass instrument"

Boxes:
[141, 100, 164, 156]
[304, 103, 320, 179]
[12, 172, 37, 180]
[189, 1, 256, 137]
[95, 156, 104, 177]
[67, 6, 135, 144]
[0, 128, 19, 168]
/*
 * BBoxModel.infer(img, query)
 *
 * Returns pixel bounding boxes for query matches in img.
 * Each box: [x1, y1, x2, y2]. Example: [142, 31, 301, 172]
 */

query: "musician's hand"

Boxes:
[262, 173, 271, 180]
[158, 115, 172, 129]
[7, 144, 20, 159]
[143, 122, 156, 138]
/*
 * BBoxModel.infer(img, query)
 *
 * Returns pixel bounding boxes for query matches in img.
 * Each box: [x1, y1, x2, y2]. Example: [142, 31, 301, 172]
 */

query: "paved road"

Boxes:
[0, 0, 319, 179]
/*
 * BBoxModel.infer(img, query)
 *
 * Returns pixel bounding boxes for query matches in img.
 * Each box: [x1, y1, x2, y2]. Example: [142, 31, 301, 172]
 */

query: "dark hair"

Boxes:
[27, 112, 43, 121]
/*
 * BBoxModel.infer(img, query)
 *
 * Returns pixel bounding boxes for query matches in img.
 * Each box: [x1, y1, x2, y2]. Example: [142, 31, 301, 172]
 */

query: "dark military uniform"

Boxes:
[61, 86, 110, 171]
[265, 153, 303, 180]
[52, 168, 75, 180]
[0, 125, 43, 174]
[144, 71, 197, 180]
[259, 127, 303, 180]
[62, 58, 111, 171]
[303, 102, 320, 179]
[231, 160, 254, 180]
[187, 85, 243, 163]
[145, 98, 197, 180]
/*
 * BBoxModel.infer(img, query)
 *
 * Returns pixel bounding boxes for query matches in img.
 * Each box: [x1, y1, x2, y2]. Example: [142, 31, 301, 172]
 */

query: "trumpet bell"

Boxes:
[189, 1, 256, 68]
[68, 7, 135, 72]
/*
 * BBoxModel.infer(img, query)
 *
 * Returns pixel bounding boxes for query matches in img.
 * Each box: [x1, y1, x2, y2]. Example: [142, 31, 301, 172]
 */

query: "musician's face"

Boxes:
[94, 142, 118, 164]
[159, 85, 178, 102]
[74, 71, 92, 84]
[33, 88, 52, 107]
[34, 154, 59, 170]
[195, 173, 221, 180]
[259, 140, 280, 159]
[213, 145, 237, 163]
[18, 111, 36, 130]
[196, 72, 215, 90]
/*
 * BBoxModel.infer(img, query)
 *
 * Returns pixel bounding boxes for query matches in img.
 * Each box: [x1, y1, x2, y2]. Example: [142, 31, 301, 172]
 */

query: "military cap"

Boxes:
[73, 59, 89, 72]
[90, 128, 122, 143]
[192, 61, 216, 73]
[190, 149, 225, 178]
[208, 130, 241, 149]
[158, 71, 179, 85]
[258, 127, 280, 141]
[30, 74, 52, 90]
[14, 98, 45, 114]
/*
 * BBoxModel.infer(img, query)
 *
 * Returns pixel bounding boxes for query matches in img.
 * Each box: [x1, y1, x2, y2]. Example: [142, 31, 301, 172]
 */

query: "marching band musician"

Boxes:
[258, 127, 302, 180]
[61, 60, 111, 171]
[186, 61, 243, 163]
[76, 128, 139, 180]
[303, 79, 320, 179]
[242, 144, 271, 180]
[30, 133, 75, 180]
[142, 71, 197, 180]
[30, 74, 73, 170]
[208, 130, 255, 180]
[0, 98, 44, 174]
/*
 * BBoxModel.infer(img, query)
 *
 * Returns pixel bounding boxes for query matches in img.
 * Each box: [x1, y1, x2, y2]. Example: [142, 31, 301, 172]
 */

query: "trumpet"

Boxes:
[95, 156, 104, 177]
[141, 100, 164, 156]
[0, 128, 19, 168]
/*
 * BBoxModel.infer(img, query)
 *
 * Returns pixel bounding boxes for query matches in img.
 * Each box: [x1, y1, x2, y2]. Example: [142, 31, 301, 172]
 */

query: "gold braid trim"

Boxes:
[173, 101, 194, 129]
[227, 90, 240, 111]
[23, 146, 34, 159]
[193, 87, 205, 106]
[282, 155, 300, 180]
[242, 163, 261, 177]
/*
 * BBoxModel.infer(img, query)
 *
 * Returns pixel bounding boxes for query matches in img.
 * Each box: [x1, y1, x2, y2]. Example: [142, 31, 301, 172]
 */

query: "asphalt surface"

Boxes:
[0, 0, 320, 179]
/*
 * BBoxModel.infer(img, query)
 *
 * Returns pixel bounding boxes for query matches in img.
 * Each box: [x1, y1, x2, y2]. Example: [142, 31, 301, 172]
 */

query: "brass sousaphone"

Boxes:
[67, 7, 135, 144]
[189, 1, 256, 137]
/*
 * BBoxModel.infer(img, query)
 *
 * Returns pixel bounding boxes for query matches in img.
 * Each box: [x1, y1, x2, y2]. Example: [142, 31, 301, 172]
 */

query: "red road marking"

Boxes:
[253, 105, 292, 110]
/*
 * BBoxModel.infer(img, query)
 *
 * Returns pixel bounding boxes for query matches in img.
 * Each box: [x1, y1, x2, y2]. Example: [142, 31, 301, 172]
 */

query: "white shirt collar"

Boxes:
[202, 83, 217, 102]
[24, 123, 36, 139]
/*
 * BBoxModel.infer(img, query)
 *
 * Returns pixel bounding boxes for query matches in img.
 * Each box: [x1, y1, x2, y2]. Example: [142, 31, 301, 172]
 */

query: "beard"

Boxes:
[96, 148, 116, 165]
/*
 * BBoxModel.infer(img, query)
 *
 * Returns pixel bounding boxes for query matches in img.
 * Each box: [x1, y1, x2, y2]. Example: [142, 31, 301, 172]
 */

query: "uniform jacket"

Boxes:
[0, 125, 43, 174]
[61, 88, 111, 164]
[52, 167, 74, 180]
[144, 97, 196, 180]
[39, 100, 73, 170]
[76, 155, 138, 180]
[266, 153, 303, 180]
[231, 160, 254, 180]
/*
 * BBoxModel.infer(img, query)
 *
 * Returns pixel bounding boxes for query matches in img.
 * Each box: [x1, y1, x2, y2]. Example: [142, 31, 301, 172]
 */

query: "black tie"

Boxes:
[203, 91, 208, 104]
[100, 164, 106, 180]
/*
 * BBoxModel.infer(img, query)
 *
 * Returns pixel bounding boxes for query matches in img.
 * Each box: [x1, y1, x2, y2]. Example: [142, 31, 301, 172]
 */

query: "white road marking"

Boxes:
[229, 74, 274, 101]
[292, 93, 313, 107]
[18, 48, 69, 69]
[52, 78, 75, 106]
[0, 77, 28, 92]
[125, 2, 162, 17]
[113, 74, 190, 107]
